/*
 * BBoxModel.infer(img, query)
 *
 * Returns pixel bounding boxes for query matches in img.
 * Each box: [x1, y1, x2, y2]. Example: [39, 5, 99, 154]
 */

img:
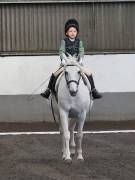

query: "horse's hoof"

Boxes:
[77, 155, 84, 161]
[77, 158, 84, 162]
[64, 158, 72, 164]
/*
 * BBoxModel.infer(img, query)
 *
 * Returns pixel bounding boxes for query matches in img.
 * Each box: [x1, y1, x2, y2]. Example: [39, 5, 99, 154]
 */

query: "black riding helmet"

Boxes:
[65, 19, 79, 35]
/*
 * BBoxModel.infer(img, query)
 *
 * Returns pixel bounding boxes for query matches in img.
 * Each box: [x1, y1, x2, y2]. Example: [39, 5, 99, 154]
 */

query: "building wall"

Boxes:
[0, 55, 135, 122]
[0, 1, 135, 55]
[0, 54, 135, 94]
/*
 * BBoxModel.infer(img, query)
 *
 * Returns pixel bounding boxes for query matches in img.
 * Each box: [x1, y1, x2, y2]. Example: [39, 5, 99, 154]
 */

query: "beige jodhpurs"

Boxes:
[53, 65, 91, 77]
[53, 66, 64, 77]
[81, 67, 92, 76]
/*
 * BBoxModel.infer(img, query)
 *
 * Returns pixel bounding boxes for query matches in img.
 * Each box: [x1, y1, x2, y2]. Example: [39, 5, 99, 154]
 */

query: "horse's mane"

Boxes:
[66, 53, 79, 62]
[65, 56, 83, 70]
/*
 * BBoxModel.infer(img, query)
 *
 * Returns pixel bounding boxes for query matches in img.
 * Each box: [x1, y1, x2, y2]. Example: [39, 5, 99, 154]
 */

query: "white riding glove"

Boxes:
[60, 53, 68, 66]
[78, 57, 83, 66]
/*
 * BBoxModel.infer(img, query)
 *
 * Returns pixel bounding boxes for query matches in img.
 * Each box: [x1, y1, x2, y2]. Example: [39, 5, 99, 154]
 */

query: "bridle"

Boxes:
[64, 64, 81, 91]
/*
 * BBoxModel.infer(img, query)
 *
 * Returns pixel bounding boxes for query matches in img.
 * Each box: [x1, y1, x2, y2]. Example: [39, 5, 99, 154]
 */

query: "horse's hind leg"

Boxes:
[69, 118, 76, 156]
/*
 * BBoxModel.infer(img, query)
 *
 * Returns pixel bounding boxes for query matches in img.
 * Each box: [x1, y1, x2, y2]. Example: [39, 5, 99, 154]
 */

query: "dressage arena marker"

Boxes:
[0, 130, 135, 136]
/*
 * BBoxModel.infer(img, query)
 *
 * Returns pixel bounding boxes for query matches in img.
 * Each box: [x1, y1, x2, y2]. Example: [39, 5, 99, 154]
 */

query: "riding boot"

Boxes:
[40, 74, 55, 99]
[88, 74, 102, 99]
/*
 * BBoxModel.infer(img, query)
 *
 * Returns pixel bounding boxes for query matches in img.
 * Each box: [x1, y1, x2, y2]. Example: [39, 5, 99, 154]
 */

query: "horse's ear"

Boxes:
[62, 53, 69, 64]
[66, 53, 74, 64]
[66, 53, 72, 59]
[78, 54, 80, 60]
[73, 54, 77, 58]
[72, 54, 79, 62]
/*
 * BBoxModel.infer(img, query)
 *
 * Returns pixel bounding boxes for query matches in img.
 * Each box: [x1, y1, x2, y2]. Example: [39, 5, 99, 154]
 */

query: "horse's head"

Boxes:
[64, 64, 81, 97]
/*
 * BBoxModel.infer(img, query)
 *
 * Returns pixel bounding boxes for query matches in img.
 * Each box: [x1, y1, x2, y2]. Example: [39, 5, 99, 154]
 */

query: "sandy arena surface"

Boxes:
[0, 125, 135, 180]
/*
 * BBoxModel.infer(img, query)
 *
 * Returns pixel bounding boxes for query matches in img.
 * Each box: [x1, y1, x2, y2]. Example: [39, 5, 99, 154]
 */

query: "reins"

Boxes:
[50, 96, 57, 124]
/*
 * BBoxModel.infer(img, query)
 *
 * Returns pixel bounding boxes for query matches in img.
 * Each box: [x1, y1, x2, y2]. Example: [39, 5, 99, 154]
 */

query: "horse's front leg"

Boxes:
[76, 112, 86, 161]
[59, 108, 71, 162]
[59, 126, 66, 159]
[69, 118, 76, 156]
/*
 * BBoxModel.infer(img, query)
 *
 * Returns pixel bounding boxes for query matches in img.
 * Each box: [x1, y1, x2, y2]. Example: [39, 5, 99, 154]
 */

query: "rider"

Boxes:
[41, 18, 102, 99]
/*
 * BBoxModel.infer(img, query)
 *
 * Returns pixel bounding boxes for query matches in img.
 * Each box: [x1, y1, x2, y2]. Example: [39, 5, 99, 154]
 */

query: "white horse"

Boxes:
[56, 56, 93, 162]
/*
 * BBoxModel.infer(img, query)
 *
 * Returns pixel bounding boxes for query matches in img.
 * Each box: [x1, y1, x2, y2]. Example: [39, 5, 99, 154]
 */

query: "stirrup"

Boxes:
[40, 88, 51, 99]
[91, 88, 102, 99]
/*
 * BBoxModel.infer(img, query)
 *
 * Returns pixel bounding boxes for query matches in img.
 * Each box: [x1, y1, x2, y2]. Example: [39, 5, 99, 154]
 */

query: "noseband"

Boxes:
[66, 79, 80, 86]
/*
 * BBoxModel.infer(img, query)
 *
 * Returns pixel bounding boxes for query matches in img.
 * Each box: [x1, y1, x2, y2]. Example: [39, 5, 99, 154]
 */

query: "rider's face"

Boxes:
[66, 27, 78, 39]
